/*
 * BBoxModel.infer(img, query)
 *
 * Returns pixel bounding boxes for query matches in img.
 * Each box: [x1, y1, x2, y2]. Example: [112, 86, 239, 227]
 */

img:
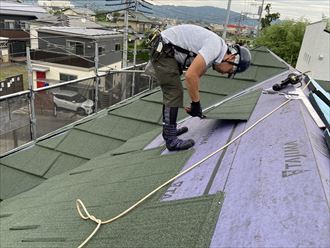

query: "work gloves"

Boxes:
[185, 101, 205, 118]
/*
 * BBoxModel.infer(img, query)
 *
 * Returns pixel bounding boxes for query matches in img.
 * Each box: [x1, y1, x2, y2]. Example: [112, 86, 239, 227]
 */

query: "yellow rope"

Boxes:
[75, 80, 311, 248]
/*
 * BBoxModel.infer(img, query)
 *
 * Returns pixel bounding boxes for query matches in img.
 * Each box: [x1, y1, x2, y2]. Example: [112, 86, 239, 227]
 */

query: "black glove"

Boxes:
[185, 101, 205, 118]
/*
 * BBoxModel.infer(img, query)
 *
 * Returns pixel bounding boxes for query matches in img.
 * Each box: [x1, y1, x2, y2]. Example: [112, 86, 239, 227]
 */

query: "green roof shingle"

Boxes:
[109, 100, 163, 124]
[0, 164, 45, 200]
[0, 146, 60, 177]
[75, 114, 159, 141]
[206, 89, 262, 120]
[55, 129, 124, 159]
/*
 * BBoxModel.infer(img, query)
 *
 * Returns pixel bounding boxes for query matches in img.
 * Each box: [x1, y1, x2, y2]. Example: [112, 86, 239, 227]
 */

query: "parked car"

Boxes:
[52, 90, 94, 115]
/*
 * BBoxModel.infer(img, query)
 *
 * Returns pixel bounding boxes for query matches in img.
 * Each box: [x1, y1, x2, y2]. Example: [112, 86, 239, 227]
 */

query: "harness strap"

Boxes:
[170, 43, 197, 69]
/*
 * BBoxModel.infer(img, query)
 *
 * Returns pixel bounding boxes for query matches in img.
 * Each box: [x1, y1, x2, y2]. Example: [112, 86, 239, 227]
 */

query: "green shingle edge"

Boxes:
[195, 192, 225, 247]
[85, 193, 224, 248]
[55, 129, 124, 159]
[75, 114, 159, 142]
[37, 132, 67, 149]
[205, 89, 262, 120]
[0, 146, 60, 177]
[110, 127, 162, 155]
[109, 100, 163, 124]
[43, 154, 89, 178]
[0, 164, 45, 200]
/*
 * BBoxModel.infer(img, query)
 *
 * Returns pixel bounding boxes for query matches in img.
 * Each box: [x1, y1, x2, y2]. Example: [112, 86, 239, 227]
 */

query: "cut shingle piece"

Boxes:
[109, 99, 163, 124]
[75, 114, 158, 141]
[0, 146, 60, 177]
[0, 164, 45, 200]
[55, 129, 124, 159]
[205, 89, 262, 120]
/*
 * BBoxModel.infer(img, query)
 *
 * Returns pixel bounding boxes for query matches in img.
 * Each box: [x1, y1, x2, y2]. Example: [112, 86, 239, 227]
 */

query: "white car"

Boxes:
[53, 90, 94, 115]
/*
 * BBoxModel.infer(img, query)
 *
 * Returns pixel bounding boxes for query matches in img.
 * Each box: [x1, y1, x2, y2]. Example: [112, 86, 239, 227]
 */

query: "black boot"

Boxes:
[176, 126, 188, 136]
[162, 105, 188, 136]
[163, 124, 195, 151]
[162, 105, 195, 151]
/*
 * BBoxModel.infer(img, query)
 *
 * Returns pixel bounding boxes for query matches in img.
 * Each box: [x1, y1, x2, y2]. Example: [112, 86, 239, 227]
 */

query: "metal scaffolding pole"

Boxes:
[94, 42, 99, 113]
[222, 0, 232, 40]
[26, 47, 37, 140]
[132, 37, 137, 96]
[257, 0, 265, 36]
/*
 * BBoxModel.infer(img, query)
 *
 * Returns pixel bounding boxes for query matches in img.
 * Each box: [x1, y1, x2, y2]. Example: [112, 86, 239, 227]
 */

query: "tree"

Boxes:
[254, 20, 309, 66]
[261, 3, 280, 29]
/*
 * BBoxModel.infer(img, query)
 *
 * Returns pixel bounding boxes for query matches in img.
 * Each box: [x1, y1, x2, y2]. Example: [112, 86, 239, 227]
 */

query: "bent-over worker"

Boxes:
[149, 24, 251, 151]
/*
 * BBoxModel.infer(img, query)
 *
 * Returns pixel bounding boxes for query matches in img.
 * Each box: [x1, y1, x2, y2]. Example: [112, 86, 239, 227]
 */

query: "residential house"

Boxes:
[114, 11, 154, 33]
[0, 1, 47, 61]
[31, 27, 123, 89]
[29, 14, 103, 50]
[1, 46, 329, 247]
[62, 7, 97, 22]
[296, 19, 330, 83]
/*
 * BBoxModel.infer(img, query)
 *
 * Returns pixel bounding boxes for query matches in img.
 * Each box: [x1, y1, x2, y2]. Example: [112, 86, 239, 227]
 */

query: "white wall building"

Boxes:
[0, 37, 9, 63]
[296, 19, 330, 81]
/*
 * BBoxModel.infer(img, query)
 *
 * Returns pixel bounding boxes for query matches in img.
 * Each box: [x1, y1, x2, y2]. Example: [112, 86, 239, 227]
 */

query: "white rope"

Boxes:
[75, 80, 311, 247]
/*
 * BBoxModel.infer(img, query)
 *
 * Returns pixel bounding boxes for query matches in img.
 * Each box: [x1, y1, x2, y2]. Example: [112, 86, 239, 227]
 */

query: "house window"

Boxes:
[66, 40, 85, 55]
[4, 20, 15, 30]
[60, 73, 77, 82]
[115, 43, 121, 51]
[98, 46, 105, 55]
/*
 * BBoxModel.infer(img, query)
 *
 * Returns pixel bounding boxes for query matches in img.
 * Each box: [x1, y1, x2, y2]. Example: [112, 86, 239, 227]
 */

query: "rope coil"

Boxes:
[75, 80, 311, 248]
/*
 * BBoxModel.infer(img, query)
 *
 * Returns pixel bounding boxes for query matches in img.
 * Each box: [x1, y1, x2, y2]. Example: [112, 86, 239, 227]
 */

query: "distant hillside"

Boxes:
[30, 0, 258, 26]
[149, 5, 258, 26]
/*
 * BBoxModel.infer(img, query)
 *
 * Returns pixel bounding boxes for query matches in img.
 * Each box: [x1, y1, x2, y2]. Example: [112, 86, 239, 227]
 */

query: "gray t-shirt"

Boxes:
[161, 24, 227, 68]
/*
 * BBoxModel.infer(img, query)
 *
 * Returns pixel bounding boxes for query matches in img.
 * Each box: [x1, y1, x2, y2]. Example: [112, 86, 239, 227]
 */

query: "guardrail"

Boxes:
[0, 62, 156, 156]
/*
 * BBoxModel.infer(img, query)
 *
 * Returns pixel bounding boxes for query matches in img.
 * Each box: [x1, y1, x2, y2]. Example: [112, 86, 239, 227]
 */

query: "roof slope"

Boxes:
[0, 46, 287, 200]
[6, 47, 329, 248]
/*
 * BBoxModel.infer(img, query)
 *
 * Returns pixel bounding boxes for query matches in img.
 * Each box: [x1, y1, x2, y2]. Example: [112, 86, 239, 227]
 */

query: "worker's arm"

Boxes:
[184, 54, 206, 102]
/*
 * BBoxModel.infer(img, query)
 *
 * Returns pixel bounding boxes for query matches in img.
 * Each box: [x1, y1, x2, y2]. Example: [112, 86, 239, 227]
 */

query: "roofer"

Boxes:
[148, 24, 251, 151]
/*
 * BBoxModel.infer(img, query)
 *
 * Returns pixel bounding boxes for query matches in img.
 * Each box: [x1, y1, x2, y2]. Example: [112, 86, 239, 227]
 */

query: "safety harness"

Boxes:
[149, 31, 197, 70]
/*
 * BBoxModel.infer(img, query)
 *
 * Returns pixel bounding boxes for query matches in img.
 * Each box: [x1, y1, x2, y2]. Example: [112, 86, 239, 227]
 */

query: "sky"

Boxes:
[149, 0, 330, 22]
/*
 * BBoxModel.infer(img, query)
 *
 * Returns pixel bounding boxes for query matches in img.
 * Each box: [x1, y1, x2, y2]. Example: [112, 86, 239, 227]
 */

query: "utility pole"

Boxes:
[26, 47, 37, 140]
[256, 0, 265, 36]
[222, 0, 232, 40]
[123, 0, 129, 68]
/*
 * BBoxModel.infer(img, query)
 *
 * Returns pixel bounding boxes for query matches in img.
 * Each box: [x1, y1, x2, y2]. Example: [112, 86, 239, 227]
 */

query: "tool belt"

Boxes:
[149, 34, 197, 72]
